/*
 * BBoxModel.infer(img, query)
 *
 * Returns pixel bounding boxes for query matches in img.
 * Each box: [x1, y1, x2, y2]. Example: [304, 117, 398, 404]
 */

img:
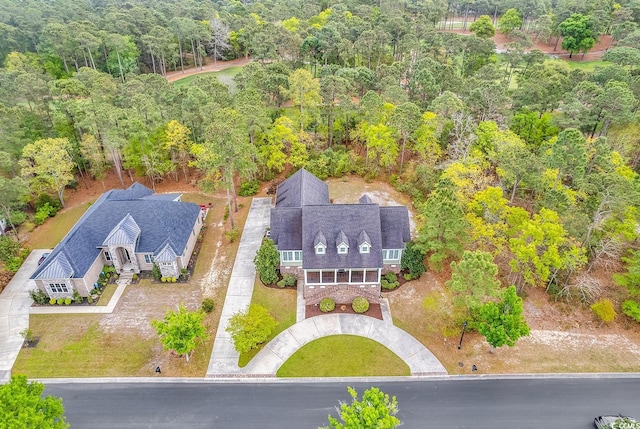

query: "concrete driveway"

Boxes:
[0, 249, 48, 382]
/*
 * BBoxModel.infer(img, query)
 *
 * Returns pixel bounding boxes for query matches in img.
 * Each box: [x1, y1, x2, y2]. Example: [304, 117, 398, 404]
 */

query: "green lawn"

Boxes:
[238, 282, 297, 367]
[25, 203, 92, 249]
[544, 58, 612, 72]
[173, 67, 243, 93]
[13, 316, 155, 378]
[276, 335, 410, 377]
[96, 284, 118, 306]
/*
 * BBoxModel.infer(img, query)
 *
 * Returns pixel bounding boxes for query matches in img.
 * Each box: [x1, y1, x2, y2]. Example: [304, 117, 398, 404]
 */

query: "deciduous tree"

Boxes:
[20, 138, 75, 208]
[151, 303, 208, 363]
[477, 286, 530, 350]
[470, 15, 496, 39]
[0, 375, 69, 428]
[226, 304, 277, 354]
[323, 386, 400, 429]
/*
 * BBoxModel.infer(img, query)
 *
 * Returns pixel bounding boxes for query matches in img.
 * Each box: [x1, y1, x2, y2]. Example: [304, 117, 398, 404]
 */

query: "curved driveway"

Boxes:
[242, 314, 447, 376]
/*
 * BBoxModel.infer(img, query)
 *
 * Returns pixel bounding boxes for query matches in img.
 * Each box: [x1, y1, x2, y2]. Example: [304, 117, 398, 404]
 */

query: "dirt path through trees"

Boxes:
[164, 57, 252, 83]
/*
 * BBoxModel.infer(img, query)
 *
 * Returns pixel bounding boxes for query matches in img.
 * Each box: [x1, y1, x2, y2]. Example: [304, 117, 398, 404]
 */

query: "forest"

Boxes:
[0, 0, 640, 326]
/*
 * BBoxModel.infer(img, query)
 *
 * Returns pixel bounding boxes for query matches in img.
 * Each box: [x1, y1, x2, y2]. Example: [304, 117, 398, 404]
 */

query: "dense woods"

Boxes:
[1, 0, 640, 326]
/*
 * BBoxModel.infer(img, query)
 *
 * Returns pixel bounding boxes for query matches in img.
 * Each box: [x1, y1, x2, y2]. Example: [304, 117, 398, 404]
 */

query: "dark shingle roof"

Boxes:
[380, 206, 411, 248]
[359, 194, 373, 204]
[31, 183, 200, 280]
[275, 168, 329, 207]
[269, 207, 302, 250]
[301, 204, 383, 270]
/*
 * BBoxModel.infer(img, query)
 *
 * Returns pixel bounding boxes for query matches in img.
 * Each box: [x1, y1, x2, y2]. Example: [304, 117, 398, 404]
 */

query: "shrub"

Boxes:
[0, 236, 19, 262]
[225, 229, 239, 243]
[57, 298, 65, 305]
[49, 298, 56, 305]
[404, 273, 412, 281]
[352, 296, 370, 313]
[201, 298, 215, 313]
[401, 241, 426, 280]
[172, 277, 177, 283]
[277, 274, 297, 288]
[179, 268, 188, 281]
[132, 274, 139, 281]
[152, 263, 161, 280]
[381, 272, 400, 290]
[238, 180, 260, 196]
[226, 304, 277, 353]
[73, 290, 83, 304]
[161, 277, 167, 282]
[64, 298, 72, 305]
[22, 221, 36, 233]
[590, 298, 616, 326]
[30, 289, 49, 305]
[34, 193, 61, 213]
[87, 295, 93, 304]
[622, 300, 640, 323]
[34, 203, 56, 225]
[20, 328, 35, 344]
[254, 238, 280, 285]
[319, 297, 335, 312]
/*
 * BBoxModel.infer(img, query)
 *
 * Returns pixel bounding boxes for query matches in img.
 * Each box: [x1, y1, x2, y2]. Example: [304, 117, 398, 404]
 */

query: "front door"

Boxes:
[123, 248, 131, 262]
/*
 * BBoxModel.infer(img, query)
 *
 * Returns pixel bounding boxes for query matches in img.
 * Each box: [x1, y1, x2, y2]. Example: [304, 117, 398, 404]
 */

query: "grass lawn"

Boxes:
[96, 284, 118, 306]
[544, 58, 612, 72]
[173, 67, 243, 92]
[13, 315, 155, 378]
[276, 335, 410, 377]
[238, 282, 297, 367]
[24, 203, 92, 249]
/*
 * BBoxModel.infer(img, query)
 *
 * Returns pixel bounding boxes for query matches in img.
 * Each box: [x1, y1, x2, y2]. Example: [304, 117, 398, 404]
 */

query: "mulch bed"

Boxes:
[305, 303, 383, 320]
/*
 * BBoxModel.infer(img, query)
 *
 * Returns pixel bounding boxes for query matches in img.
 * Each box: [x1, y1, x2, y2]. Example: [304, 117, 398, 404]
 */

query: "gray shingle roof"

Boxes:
[275, 168, 329, 207]
[269, 207, 302, 250]
[336, 230, 348, 247]
[380, 206, 411, 248]
[302, 204, 383, 270]
[31, 183, 200, 280]
[359, 194, 373, 204]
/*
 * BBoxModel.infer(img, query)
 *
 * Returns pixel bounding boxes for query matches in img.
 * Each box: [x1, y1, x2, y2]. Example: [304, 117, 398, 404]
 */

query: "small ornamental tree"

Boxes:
[226, 304, 277, 353]
[590, 298, 616, 327]
[400, 241, 426, 280]
[469, 15, 496, 39]
[477, 286, 530, 351]
[151, 303, 209, 363]
[322, 386, 401, 429]
[0, 375, 69, 428]
[498, 8, 523, 36]
[254, 238, 280, 285]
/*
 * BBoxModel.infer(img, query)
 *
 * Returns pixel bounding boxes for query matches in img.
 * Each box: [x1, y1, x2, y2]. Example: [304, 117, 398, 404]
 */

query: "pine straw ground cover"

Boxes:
[14, 188, 250, 378]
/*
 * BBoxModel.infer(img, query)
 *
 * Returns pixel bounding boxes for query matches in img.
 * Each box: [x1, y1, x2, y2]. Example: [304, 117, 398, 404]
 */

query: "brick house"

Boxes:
[270, 169, 410, 304]
[31, 183, 205, 299]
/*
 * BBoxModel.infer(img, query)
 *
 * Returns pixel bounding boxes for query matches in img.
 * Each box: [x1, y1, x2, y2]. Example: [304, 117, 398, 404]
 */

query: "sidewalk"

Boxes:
[206, 197, 272, 376]
[242, 314, 447, 376]
[0, 250, 46, 382]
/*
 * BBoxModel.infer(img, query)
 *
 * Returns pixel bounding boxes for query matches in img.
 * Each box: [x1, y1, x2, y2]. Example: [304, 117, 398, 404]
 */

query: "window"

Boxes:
[316, 246, 325, 255]
[104, 251, 111, 261]
[144, 254, 154, 264]
[360, 244, 370, 254]
[338, 245, 347, 254]
[383, 249, 399, 260]
[282, 251, 302, 262]
[161, 261, 173, 267]
[49, 283, 69, 293]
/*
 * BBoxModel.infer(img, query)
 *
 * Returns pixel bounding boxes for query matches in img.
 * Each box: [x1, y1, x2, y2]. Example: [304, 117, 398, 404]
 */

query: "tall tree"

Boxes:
[20, 138, 75, 208]
[164, 120, 193, 182]
[470, 15, 496, 39]
[0, 177, 29, 237]
[557, 13, 596, 59]
[389, 102, 421, 172]
[285, 68, 321, 132]
[415, 178, 470, 270]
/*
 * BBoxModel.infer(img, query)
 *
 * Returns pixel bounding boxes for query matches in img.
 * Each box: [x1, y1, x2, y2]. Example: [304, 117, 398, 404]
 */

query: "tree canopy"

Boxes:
[0, 375, 69, 429]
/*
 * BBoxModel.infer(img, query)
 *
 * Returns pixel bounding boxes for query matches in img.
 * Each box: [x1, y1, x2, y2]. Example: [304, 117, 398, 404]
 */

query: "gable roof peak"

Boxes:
[359, 194, 373, 204]
[358, 229, 371, 246]
[102, 213, 141, 246]
[336, 230, 349, 246]
[314, 231, 327, 247]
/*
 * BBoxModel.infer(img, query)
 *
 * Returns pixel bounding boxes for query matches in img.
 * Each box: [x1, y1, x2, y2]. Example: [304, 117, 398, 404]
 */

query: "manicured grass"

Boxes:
[13, 315, 155, 377]
[276, 335, 410, 377]
[238, 282, 297, 367]
[545, 58, 612, 72]
[173, 67, 243, 92]
[24, 203, 92, 249]
[96, 284, 118, 306]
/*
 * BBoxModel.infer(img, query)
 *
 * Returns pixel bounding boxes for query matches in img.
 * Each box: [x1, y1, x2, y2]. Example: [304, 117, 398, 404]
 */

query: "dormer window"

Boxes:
[358, 229, 371, 254]
[336, 230, 349, 255]
[359, 244, 370, 254]
[314, 231, 327, 255]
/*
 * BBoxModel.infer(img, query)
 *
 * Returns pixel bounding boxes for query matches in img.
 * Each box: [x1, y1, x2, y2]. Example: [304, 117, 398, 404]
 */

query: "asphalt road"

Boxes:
[44, 377, 640, 429]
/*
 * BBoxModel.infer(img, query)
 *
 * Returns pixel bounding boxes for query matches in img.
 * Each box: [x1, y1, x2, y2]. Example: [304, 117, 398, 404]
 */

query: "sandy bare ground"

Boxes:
[164, 57, 252, 83]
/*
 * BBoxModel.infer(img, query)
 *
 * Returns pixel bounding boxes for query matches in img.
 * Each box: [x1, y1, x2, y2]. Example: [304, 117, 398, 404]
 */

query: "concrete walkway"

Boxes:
[242, 314, 447, 376]
[0, 249, 47, 382]
[206, 197, 272, 376]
